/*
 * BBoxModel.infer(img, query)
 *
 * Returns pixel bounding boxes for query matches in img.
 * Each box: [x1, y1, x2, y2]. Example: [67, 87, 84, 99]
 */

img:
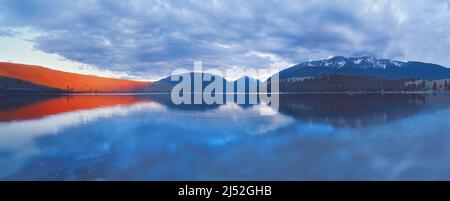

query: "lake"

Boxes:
[1, 93, 450, 180]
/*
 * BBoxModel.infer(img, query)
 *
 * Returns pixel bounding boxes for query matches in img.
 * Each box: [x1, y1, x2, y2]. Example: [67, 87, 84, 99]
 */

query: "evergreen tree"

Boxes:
[432, 82, 438, 91]
[420, 80, 426, 90]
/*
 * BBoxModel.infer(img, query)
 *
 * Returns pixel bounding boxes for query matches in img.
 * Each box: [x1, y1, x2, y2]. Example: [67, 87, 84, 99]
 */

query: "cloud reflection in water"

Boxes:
[0, 94, 450, 180]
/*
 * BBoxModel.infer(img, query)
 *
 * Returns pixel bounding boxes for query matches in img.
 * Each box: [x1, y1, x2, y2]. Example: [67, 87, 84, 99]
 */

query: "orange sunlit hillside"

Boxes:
[0, 62, 150, 92]
[0, 95, 148, 122]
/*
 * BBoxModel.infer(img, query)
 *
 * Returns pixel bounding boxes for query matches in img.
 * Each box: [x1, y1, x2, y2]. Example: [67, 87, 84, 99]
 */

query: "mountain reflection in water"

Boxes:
[1, 93, 450, 180]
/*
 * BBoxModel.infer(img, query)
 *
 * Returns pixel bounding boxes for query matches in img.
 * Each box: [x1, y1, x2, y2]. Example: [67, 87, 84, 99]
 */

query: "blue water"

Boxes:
[1, 93, 450, 180]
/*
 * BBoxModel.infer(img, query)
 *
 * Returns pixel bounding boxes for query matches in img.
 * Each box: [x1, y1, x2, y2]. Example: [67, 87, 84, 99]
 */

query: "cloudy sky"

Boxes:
[0, 0, 449, 81]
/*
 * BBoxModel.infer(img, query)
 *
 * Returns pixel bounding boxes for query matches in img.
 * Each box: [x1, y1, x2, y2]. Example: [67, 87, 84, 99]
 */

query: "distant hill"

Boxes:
[135, 73, 261, 93]
[279, 56, 450, 80]
[0, 62, 150, 92]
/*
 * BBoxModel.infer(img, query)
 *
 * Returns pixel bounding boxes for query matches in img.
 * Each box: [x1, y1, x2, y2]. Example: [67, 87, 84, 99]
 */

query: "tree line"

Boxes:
[279, 75, 450, 92]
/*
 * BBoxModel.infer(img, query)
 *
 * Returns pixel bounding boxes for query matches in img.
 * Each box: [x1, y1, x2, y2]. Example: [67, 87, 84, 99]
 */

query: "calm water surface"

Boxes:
[1, 93, 450, 180]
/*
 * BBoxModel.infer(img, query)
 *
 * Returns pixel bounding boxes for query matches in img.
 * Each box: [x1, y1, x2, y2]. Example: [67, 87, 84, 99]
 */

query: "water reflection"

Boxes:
[279, 93, 450, 128]
[0, 95, 146, 122]
[0, 93, 450, 180]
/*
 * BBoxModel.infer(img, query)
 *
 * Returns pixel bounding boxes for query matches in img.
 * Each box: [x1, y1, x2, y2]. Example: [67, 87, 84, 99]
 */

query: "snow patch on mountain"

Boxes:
[296, 56, 405, 69]
[337, 60, 346, 68]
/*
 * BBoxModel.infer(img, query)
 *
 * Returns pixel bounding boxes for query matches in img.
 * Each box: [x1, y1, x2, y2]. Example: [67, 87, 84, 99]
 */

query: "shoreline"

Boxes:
[1, 91, 448, 96]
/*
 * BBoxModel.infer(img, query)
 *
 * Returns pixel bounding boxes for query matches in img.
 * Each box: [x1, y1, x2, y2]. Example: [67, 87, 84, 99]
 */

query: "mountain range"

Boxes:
[279, 56, 450, 80]
[1, 56, 450, 93]
[135, 72, 260, 93]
